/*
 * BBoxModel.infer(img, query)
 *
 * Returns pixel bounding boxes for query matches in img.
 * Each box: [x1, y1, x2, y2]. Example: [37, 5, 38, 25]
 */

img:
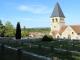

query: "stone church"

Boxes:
[50, 2, 80, 39]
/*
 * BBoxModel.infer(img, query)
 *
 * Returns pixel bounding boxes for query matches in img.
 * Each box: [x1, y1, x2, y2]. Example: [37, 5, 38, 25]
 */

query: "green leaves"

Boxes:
[42, 35, 53, 41]
[0, 20, 4, 37]
[4, 21, 15, 37]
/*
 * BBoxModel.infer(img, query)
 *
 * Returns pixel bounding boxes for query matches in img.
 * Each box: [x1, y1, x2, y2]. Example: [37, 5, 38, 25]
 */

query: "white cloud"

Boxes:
[18, 5, 29, 11]
[17, 4, 50, 14]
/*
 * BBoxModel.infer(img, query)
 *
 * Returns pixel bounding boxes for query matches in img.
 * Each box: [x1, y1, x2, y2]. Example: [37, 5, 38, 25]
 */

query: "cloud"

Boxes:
[18, 5, 28, 11]
[17, 4, 50, 14]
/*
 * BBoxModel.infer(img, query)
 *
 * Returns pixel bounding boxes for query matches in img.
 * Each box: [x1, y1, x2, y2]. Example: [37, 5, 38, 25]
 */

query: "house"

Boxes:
[29, 32, 44, 37]
[49, 2, 80, 39]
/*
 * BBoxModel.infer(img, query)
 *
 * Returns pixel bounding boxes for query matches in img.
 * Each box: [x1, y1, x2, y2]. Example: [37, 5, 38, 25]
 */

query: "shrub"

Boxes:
[42, 35, 53, 41]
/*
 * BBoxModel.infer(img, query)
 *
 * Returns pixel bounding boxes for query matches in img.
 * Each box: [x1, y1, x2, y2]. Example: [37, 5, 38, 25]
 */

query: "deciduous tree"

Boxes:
[4, 21, 15, 37]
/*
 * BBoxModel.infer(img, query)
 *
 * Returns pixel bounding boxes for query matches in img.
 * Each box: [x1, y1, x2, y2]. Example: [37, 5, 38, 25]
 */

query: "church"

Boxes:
[49, 2, 80, 39]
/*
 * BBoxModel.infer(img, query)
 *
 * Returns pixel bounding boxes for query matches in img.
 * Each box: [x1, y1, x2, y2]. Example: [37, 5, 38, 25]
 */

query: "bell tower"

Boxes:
[50, 2, 65, 35]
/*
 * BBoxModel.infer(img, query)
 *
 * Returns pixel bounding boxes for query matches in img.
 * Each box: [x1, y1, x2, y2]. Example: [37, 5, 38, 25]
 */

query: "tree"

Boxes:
[0, 20, 3, 26]
[0, 26, 5, 37]
[5, 21, 13, 28]
[21, 26, 29, 37]
[4, 21, 15, 37]
[21, 31, 29, 37]
[0, 20, 5, 37]
[15, 22, 21, 39]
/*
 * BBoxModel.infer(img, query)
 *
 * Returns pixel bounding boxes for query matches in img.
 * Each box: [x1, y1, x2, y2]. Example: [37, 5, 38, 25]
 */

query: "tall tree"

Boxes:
[15, 22, 21, 39]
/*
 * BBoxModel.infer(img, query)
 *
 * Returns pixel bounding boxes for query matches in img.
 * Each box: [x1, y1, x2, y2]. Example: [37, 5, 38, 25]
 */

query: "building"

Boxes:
[29, 32, 44, 38]
[49, 2, 80, 39]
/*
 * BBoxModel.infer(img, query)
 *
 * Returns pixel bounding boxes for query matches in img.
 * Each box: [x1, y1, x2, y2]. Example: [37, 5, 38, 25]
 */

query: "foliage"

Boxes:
[21, 26, 29, 37]
[0, 20, 3, 26]
[26, 28, 50, 35]
[4, 21, 15, 37]
[42, 35, 53, 41]
[0, 20, 5, 37]
[15, 22, 21, 39]
[21, 31, 29, 37]
[0, 20, 51, 37]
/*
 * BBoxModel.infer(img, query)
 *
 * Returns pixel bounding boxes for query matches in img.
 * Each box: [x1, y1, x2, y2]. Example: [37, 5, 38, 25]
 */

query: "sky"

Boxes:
[0, 0, 80, 28]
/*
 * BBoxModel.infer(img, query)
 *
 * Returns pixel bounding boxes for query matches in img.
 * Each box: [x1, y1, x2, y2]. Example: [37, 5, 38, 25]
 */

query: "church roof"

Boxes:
[70, 25, 80, 34]
[51, 2, 65, 18]
[59, 26, 67, 34]
[59, 25, 80, 34]
[51, 26, 67, 36]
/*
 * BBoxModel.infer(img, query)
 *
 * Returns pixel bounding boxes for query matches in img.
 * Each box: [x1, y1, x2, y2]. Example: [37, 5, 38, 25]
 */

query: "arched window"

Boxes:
[52, 19, 54, 22]
[55, 18, 58, 22]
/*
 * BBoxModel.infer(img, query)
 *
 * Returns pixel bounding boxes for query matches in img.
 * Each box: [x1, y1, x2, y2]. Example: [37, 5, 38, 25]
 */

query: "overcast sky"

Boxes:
[0, 0, 80, 28]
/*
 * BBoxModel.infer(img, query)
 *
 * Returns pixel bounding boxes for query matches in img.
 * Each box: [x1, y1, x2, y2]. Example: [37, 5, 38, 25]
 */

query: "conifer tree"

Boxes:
[15, 22, 21, 39]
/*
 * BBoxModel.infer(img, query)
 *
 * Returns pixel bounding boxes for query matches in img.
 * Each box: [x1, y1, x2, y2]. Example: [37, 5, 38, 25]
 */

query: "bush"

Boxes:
[42, 35, 53, 41]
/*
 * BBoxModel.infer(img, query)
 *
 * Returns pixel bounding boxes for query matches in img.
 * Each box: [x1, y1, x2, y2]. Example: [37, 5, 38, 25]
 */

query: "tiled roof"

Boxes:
[70, 25, 80, 34]
[59, 26, 67, 34]
[51, 2, 65, 18]
[59, 25, 80, 34]
[51, 26, 67, 36]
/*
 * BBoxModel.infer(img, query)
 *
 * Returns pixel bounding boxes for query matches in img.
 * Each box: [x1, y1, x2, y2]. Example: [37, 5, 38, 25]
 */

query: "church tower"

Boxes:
[50, 2, 65, 36]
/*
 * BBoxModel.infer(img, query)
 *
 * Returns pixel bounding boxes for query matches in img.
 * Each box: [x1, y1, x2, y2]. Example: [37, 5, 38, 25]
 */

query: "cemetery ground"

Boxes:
[0, 37, 80, 60]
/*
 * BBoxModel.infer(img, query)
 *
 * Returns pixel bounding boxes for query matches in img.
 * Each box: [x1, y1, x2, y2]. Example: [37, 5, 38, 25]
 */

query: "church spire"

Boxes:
[51, 2, 65, 18]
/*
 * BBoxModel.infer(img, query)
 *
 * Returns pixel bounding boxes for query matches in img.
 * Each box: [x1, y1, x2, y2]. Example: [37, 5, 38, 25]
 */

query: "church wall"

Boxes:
[61, 26, 78, 39]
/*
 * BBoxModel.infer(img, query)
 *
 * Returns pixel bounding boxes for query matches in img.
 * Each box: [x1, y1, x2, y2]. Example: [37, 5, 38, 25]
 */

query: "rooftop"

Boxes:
[51, 2, 65, 18]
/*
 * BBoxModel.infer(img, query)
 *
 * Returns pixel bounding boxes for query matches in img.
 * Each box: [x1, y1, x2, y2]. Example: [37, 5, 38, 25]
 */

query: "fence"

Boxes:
[0, 44, 80, 60]
[0, 44, 51, 60]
